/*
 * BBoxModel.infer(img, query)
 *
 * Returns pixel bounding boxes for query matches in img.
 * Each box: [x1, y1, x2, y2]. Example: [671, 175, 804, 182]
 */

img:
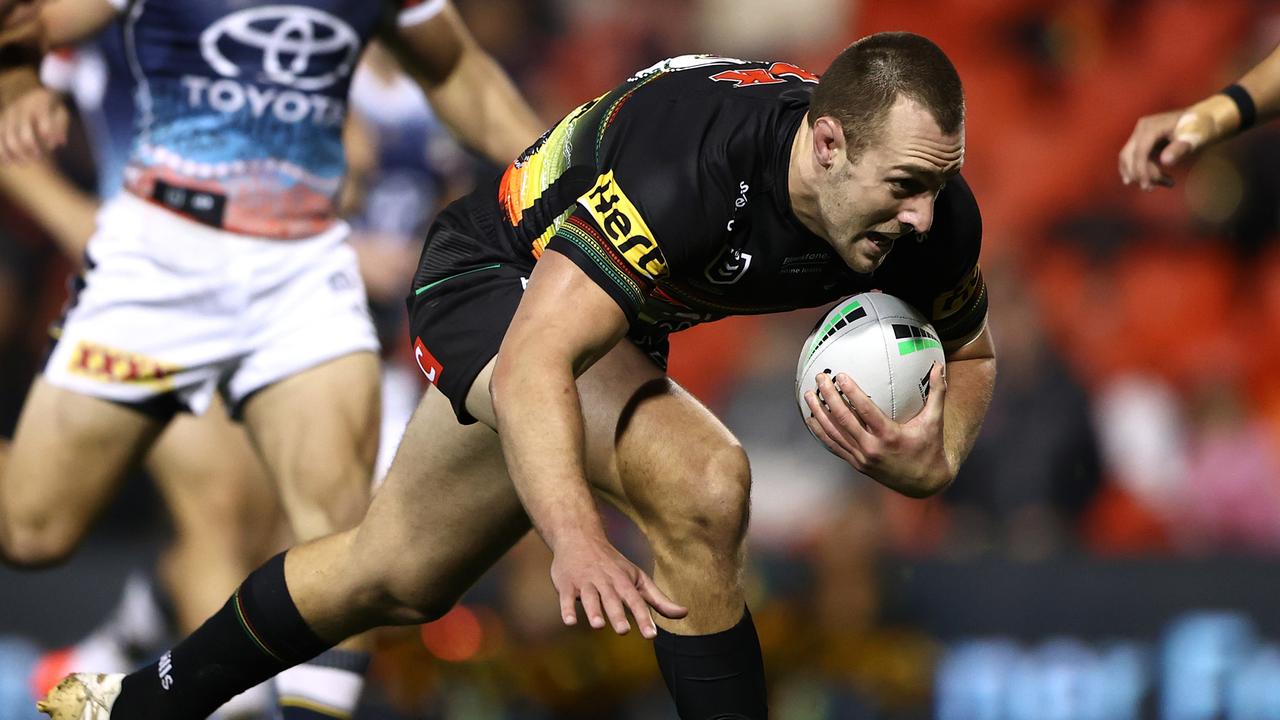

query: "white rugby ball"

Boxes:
[796, 292, 944, 430]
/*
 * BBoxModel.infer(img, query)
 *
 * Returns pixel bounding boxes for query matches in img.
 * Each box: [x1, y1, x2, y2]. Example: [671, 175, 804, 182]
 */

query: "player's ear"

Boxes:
[812, 116, 844, 170]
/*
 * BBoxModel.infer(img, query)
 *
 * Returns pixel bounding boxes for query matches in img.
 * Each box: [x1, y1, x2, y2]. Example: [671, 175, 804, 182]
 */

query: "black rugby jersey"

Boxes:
[492, 55, 987, 347]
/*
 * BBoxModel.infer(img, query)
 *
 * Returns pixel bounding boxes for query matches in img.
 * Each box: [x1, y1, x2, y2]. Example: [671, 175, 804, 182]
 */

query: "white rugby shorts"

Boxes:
[43, 193, 380, 415]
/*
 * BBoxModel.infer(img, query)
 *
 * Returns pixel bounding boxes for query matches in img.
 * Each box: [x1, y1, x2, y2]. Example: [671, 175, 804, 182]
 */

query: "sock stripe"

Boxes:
[232, 590, 285, 663]
[278, 696, 353, 719]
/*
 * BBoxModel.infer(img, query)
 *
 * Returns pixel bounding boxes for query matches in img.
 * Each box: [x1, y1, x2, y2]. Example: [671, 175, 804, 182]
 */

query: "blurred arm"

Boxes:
[1121, 43, 1280, 189]
[384, 1, 541, 166]
[0, 0, 116, 161]
[0, 156, 98, 257]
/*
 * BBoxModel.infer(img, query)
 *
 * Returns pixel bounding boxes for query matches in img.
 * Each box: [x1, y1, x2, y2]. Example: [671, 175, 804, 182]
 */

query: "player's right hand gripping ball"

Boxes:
[796, 292, 945, 435]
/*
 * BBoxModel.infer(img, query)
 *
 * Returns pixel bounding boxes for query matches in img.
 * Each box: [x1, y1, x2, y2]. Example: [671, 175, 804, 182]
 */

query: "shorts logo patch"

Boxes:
[580, 171, 668, 280]
[414, 337, 443, 385]
[68, 341, 180, 389]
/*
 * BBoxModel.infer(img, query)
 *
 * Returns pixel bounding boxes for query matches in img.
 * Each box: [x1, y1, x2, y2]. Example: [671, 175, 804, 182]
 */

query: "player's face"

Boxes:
[818, 97, 964, 273]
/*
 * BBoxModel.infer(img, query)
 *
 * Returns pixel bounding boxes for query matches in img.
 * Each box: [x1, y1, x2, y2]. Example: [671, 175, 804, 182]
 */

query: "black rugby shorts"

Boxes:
[405, 191, 672, 425]
[406, 195, 532, 425]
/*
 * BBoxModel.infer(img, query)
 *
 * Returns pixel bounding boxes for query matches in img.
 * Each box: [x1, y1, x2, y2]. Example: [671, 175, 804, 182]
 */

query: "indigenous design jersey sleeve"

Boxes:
[116, 0, 426, 239]
[493, 55, 985, 342]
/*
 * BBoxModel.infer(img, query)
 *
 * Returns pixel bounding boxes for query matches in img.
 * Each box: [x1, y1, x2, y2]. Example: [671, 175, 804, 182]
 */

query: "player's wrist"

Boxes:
[539, 513, 609, 554]
[1187, 92, 1247, 142]
[1220, 83, 1257, 132]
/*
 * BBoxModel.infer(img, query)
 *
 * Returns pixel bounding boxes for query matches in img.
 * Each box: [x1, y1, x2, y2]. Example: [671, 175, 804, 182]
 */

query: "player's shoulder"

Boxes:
[625, 54, 820, 101]
[929, 173, 981, 253]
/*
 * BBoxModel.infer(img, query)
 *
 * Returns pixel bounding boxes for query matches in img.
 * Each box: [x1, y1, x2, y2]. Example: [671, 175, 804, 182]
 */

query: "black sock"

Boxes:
[111, 552, 332, 719]
[654, 607, 769, 720]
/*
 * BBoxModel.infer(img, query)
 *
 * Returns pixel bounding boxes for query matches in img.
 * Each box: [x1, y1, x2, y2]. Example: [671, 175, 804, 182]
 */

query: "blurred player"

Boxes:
[0, 31, 284, 719]
[1119, 43, 1280, 190]
[0, 0, 540, 718]
[38, 32, 997, 719]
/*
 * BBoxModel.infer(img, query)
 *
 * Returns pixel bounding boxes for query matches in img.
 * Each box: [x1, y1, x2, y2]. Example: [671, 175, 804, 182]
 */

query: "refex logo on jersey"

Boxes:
[68, 341, 180, 389]
[414, 337, 443, 386]
[710, 62, 819, 88]
[581, 171, 668, 280]
[200, 7, 360, 91]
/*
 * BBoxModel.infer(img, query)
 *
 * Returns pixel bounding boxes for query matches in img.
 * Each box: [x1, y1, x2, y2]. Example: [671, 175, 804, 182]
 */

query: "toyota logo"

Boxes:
[200, 6, 360, 91]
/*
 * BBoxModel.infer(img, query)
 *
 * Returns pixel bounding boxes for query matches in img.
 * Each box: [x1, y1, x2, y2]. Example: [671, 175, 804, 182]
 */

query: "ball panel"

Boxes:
[795, 292, 945, 427]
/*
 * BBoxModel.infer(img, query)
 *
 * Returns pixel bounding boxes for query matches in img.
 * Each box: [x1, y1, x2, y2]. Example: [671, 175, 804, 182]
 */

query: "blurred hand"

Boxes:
[0, 84, 66, 163]
[804, 362, 952, 498]
[1119, 96, 1237, 191]
[549, 533, 687, 639]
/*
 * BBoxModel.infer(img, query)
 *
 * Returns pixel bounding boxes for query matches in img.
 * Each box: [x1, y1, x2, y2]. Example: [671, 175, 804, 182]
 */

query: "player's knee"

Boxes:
[355, 558, 460, 625]
[662, 442, 752, 553]
[282, 468, 370, 539]
[0, 514, 82, 568]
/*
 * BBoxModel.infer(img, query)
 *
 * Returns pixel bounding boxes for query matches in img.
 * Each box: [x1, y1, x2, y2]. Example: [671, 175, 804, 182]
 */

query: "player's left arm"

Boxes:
[382, 0, 541, 167]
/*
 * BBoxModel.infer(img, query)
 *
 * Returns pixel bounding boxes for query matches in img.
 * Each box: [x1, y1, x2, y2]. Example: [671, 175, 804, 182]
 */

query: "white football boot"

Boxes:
[36, 673, 123, 719]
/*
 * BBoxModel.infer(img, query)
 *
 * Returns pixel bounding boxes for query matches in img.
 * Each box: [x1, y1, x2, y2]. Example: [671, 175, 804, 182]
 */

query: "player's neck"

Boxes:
[787, 114, 827, 241]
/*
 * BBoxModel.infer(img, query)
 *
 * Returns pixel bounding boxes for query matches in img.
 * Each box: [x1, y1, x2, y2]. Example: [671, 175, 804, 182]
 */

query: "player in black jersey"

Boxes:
[42, 32, 996, 720]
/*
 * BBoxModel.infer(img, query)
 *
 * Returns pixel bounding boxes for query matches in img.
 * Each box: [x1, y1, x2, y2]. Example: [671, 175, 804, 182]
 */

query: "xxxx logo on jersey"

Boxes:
[68, 341, 180, 389]
[580, 171, 668, 280]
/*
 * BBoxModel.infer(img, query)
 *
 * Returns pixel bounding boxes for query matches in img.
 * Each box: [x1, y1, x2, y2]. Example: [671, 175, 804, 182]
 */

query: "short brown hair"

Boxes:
[809, 32, 964, 158]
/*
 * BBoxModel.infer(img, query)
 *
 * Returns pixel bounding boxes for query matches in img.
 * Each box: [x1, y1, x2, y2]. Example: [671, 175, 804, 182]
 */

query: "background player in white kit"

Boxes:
[0, 0, 541, 717]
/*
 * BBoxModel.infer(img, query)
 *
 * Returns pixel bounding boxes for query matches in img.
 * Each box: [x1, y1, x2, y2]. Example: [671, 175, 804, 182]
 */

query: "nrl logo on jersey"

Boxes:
[704, 246, 752, 285]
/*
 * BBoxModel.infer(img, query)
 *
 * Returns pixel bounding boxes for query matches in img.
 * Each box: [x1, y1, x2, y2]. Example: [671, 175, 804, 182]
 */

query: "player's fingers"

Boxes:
[1118, 135, 1138, 184]
[804, 413, 860, 465]
[1124, 130, 1152, 188]
[597, 582, 632, 635]
[621, 587, 656, 639]
[833, 372, 890, 434]
[579, 585, 607, 630]
[636, 571, 688, 623]
[805, 388, 862, 455]
[559, 587, 578, 627]
[0, 107, 24, 164]
[0, 115, 15, 164]
[919, 362, 946, 421]
[13, 111, 38, 162]
[1160, 138, 1195, 169]
[35, 103, 65, 153]
[805, 394, 870, 466]
[815, 372, 860, 425]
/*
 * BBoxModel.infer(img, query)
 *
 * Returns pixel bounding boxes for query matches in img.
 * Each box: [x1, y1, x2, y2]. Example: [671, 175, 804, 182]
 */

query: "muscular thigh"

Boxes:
[241, 351, 381, 538]
[2, 379, 164, 562]
[146, 396, 282, 556]
[465, 341, 741, 530]
[577, 343, 743, 526]
[349, 383, 531, 608]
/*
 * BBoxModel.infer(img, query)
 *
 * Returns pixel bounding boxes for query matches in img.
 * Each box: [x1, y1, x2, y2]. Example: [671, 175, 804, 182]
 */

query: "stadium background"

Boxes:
[3, 0, 1280, 717]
